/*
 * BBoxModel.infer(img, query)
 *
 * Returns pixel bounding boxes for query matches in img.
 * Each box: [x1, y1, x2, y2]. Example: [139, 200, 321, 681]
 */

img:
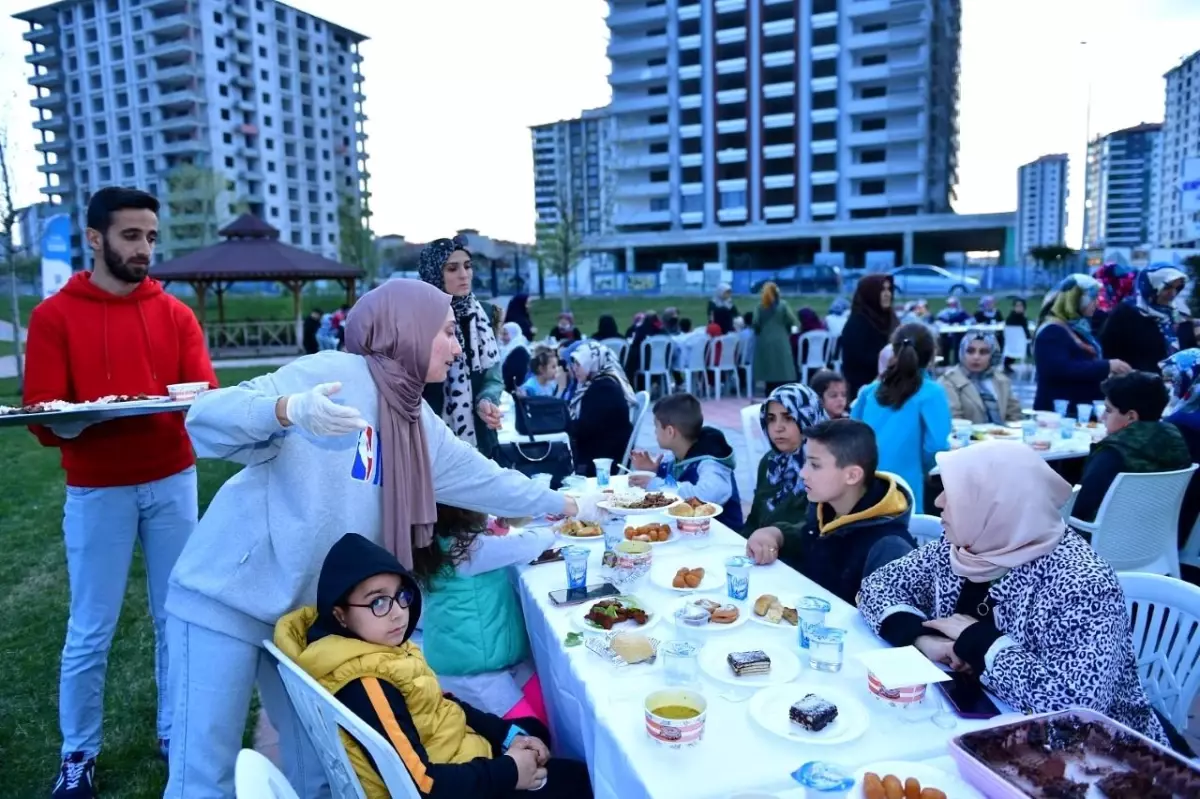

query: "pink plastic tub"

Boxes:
[948, 708, 1200, 797]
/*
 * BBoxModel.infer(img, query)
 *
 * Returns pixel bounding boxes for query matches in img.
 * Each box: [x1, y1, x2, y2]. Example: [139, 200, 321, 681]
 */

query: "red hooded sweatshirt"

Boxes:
[23, 272, 218, 488]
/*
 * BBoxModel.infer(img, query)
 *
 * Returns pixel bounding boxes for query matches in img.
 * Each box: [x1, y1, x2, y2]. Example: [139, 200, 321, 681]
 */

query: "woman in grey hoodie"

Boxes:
[164, 279, 577, 799]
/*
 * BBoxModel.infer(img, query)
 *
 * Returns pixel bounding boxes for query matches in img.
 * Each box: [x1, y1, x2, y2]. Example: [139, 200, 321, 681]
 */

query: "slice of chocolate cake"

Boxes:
[726, 650, 771, 677]
[789, 694, 838, 732]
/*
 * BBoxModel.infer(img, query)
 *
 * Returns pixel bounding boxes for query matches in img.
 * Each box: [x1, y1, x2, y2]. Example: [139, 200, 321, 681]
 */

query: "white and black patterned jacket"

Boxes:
[857, 531, 1167, 744]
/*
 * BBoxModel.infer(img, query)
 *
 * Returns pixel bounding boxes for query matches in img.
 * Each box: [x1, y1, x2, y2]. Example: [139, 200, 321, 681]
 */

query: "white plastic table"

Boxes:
[514, 504, 1006, 799]
[930, 429, 1094, 474]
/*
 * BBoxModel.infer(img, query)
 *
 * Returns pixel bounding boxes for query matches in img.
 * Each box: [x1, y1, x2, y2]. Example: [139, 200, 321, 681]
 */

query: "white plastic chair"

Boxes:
[1069, 466, 1198, 578]
[598, 337, 627, 365]
[622, 390, 652, 468]
[736, 336, 755, 398]
[741, 403, 767, 471]
[705, 333, 740, 400]
[908, 513, 944, 547]
[827, 334, 842, 374]
[797, 330, 832, 384]
[1003, 324, 1031, 380]
[1117, 572, 1200, 734]
[679, 336, 710, 398]
[262, 640, 422, 799]
[638, 337, 673, 396]
[236, 749, 300, 799]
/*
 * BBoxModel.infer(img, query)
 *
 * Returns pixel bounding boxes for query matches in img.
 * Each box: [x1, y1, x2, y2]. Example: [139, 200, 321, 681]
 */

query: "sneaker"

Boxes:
[51, 752, 95, 798]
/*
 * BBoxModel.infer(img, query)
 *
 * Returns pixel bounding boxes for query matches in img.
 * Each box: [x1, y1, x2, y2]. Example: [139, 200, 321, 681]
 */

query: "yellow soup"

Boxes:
[652, 704, 700, 721]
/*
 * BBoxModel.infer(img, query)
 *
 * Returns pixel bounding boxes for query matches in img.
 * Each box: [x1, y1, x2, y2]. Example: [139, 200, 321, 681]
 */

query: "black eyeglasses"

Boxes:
[346, 589, 413, 618]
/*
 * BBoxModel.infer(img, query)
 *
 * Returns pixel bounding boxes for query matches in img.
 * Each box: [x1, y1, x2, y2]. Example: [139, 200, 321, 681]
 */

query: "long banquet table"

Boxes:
[514, 499, 1002, 799]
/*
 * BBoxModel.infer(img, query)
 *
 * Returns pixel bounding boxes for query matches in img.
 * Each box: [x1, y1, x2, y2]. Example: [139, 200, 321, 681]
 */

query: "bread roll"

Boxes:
[754, 594, 778, 616]
[611, 633, 654, 664]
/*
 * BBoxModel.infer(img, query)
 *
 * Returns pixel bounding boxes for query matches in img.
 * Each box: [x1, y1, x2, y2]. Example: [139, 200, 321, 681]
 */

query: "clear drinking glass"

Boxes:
[807, 627, 846, 672]
[563, 546, 589, 590]
[661, 641, 700, 685]
[1075, 403, 1093, 424]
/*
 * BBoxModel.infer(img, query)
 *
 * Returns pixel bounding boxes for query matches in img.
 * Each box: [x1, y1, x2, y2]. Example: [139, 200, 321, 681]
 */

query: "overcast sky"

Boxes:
[2, 0, 1198, 248]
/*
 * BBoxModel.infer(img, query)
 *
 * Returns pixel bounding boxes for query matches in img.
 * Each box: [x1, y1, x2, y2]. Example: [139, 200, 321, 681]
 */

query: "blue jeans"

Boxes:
[164, 615, 329, 799]
[59, 466, 197, 758]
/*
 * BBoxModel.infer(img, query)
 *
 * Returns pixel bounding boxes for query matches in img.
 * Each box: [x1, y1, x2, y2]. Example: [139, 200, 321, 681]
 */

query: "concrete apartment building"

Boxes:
[589, 0, 1011, 272]
[531, 106, 615, 242]
[15, 201, 61, 257]
[1158, 49, 1200, 248]
[1082, 122, 1162, 250]
[15, 0, 370, 265]
[1014, 154, 1068, 263]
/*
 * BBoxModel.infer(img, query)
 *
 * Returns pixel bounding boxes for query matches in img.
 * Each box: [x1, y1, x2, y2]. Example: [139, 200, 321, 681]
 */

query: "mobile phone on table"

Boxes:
[529, 548, 565, 566]
[938, 672, 1002, 719]
[548, 583, 620, 607]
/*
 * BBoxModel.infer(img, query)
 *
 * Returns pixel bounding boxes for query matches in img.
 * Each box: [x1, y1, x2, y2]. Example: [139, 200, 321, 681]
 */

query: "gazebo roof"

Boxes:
[152, 213, 364, 283]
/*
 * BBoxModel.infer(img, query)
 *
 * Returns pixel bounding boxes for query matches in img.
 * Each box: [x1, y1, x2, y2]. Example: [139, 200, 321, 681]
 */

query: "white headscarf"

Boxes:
[501, 322, 529, 358]
[568, 341, 636, 419]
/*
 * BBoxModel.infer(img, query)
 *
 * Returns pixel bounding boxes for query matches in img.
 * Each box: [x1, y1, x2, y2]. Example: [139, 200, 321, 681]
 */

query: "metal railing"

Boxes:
[204, 320, 300, 356]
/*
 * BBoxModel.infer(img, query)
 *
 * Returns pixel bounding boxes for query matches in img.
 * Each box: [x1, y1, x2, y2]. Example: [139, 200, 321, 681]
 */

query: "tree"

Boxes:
[338, 191, 378, 286]
[161, 164, 239, 258]
[535, 190, 583, 312]
[1028, 245, 1077, 266]
[0, 125, 26, 391]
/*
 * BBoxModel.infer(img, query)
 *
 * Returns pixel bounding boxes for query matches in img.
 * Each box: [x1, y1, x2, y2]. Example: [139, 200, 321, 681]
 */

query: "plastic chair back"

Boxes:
[641, 337, 672, 375]
[262, 641, 422, 799]
[908, 514, 944, 547]
[680, 335, 710, 397]
[236, 749, 301, 799]
[598, 337, 627, 364]
[1002, 325, 1028, 360]
[741, 403, 767, 471]
[1070, 466, 1198, 577]
[622, 390, 652, 468]
[798, 330, 831, 383]
[1117, 572, 1200, 732]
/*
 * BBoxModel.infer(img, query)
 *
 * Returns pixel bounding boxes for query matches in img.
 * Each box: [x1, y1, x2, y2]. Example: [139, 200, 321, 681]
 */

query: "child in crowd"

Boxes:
[413, 505, 555, 724]
[810, 369, 848, 418]
[518, 348, 561, 398]
[740, 384, 825, 551]
[746, 418, 915, 605]
[1071, 371, 1191, 523]
[851, 323, 951, 512]
[274, 533, 593, 799]
[630, 392, 742, 528]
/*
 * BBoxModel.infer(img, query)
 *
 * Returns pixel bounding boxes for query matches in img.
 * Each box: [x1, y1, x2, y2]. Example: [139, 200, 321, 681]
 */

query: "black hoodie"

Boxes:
[316, 534, 520, 798]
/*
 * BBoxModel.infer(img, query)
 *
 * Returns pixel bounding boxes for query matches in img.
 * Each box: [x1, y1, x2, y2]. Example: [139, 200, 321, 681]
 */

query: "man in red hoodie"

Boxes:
[23, 186, 217, 799]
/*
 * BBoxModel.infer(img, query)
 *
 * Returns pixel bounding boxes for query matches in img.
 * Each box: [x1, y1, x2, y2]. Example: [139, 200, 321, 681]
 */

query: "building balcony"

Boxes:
[811, 170, 839, 185]
[811, 76, 838, 93]
[716, 56, 748, 75]
[146, 0, 190, 10]
[23, 24, 57, 43]
[680, 94, 702, 109]
[717, 147, 748, 164]
[610, 93, 670, 114]
[158, 87, 203, 108]
[35, 137, 68, 152]
[40, 182, 72, 198]
[812, 44, 841, 61]
[681, 182, 703, 196]
[812, 107, 840, 123]
[763, 50, 795, 68]
[762, 18, 796, 37]
[232, 75, 254, 89]
[848, 63, 890, 82]
[763, 81, 796, 99]
[764, 143, 796, 159]
[616, 181, 670, 199]
[147, 10, 194, 36]
[718, 177, 748, 192]
[614, 208, 672, 226]
[717, 118, 748, 134]
[26, 46, 60, 66]
[718, 207, 748, 222]
[617, 123, 669, 142]
[158, 113, 201, 132]
[716, 27, 747, 45]
[609, 64, 670, 87]
[811, 201, 838, 217]
[846, 0, 896, 17]
[678, 2, 702, 21]
[846, 129, 888, 147]
[151, 36, 200, 62]
[846, 160, 921, 179]
[812, 137, 839, 154]
[37, 160, 70, 174]
[607, 3, 668, 30]
[31, 90, 66, 110]
[679, 123, 702, 138]
[625, 151, 671, 169]
[764, 203, 796, 219]
[681, 210, 704, 225]
[849, 23, 926, 50]
[606, 34, 668, 59]
[30, 69, 63, 88]
[848, 92, 923, 114]
[680, 64, 702, 80]
[235, 99, 255, 113]
[228, 0, 250, 17]
[232, 50, 253, 66]
[232, 27, 251, 42]
[716, 0, 748, 11]
[33, 115, 66, 131]
[764, 112, 796, 128]
[155, 64, 195, 84]
[160, 137, 206, 155]
[681, 153, 703, 168]
[764, 173, 795, 189]
[812, 11, 839, 29]
[717, 88, 747, 104]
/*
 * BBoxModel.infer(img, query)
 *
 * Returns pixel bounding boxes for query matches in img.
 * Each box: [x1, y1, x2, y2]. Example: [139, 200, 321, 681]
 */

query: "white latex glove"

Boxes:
[50, 420, 93, 440]
[284, 382, 368, 437]
[573, 491, 608, 524]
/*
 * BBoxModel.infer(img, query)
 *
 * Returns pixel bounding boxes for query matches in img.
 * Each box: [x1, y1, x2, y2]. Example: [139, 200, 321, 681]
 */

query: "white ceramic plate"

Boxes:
[851, 761, 980, 799]
[597, 492, 680, 516]
[571, 595, 659, 634]
[672, 598, 750, 631]
[554, 520, 606, 544]
[649, 557, 724, 593]
[748, 685, 870, 746]
[698, 642, 801, 688]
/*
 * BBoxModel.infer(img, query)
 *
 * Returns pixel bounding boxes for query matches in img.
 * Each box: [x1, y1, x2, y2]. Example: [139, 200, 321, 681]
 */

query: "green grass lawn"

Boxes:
[0, 366, 269, 799]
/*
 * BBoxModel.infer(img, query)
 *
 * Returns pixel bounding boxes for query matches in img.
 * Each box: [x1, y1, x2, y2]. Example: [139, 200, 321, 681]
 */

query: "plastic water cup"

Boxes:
[1053, 399, 1070, 416]
[1075, 403, 1093, 424]
[593, 459, 613, 487]
[1060, 417, 1077, 440]
[797, 597, 832, 649]
[1021, 419, 1037, 444]
[662, 641, 700, 686]
[1093, 400, 1107, 422]
[563, 546, 589, 590]
[724, 556, 751, 600]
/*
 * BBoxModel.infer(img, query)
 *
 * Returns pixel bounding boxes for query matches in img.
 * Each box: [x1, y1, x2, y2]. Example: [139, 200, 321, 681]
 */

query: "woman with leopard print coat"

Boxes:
[858, 440, 1168, 745]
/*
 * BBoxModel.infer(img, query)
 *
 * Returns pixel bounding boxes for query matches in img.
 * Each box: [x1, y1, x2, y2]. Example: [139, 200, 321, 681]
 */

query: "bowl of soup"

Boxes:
[644, 689, 707, 749]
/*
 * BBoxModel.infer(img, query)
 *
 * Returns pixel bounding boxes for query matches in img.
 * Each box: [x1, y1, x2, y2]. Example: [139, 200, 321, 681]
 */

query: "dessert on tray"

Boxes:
[726, 649, 771, 677]
[788, 693, 838, 732]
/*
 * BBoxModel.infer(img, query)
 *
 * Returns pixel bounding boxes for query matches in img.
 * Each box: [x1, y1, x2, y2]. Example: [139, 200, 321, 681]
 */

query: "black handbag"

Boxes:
[514, 395, 570, 437]
[493, 440, 575, 489]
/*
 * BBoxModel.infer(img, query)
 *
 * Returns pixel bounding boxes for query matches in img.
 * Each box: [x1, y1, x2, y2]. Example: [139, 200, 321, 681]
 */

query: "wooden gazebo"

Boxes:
[153, 214, 364, 354]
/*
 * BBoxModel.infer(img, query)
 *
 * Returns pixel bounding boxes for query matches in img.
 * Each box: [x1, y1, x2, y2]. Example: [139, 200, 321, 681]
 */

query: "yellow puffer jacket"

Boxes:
[274, 607, 493, 798]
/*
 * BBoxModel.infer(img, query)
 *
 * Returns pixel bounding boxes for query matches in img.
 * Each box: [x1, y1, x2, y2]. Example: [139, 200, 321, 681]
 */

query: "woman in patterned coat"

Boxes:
[858, 439, 1169, 745]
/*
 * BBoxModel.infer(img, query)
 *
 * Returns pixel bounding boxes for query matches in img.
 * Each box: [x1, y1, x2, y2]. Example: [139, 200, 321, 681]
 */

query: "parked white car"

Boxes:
[890, 265, 980, 296]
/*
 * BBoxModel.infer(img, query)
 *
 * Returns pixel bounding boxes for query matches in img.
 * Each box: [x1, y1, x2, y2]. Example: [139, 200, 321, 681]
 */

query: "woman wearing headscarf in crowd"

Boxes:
[567, 341, 636, 476]
[840, 274, 899, 401]
[549, 311, 582, 344]
[557, 339, 585, 404]
[937, 330, 1022, 425]
[624, 311, 645, 339]
[164, 280, 579, 798]
[503, 293, 535, 340]
[974, 295, 1001, 324]
[1100, 263, 1193, 373]
[824, 297, 851, 337]
[797, 306, 825, 334]
[1160, 349, 1200, 547]
[1092, 261, 1137, 330]
[935, 296, 971, 325]
[623, 312, 667, 388]
[739, 384, 826, 549]
[858, 440, 1177, 750]
[708, 283, 739, 334]
[662, 307, 682, 335]
[499, 322, 531, 394]
[418, 237, 504, 459]
[753, 281, 799, 395]
[1001, 297, 1029, 373]
[592, 314, 621, 341]
[1033, 274, 1131, 411]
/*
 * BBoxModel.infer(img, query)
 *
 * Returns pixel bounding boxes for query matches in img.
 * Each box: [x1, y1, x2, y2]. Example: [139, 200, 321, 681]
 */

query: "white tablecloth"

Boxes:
[514, 513, 1004, 799]
[496, 392, 570, 446]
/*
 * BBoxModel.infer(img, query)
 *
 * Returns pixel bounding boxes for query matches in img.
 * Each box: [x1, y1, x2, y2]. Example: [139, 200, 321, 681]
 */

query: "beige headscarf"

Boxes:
[344, 279, 450, 569]
[935, 440, 1071, 582]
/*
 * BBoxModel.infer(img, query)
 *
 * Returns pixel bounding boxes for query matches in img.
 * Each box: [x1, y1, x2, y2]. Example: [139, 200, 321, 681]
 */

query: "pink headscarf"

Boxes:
[935, 440, 1071, 582]
[344, 279, 450, 568]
